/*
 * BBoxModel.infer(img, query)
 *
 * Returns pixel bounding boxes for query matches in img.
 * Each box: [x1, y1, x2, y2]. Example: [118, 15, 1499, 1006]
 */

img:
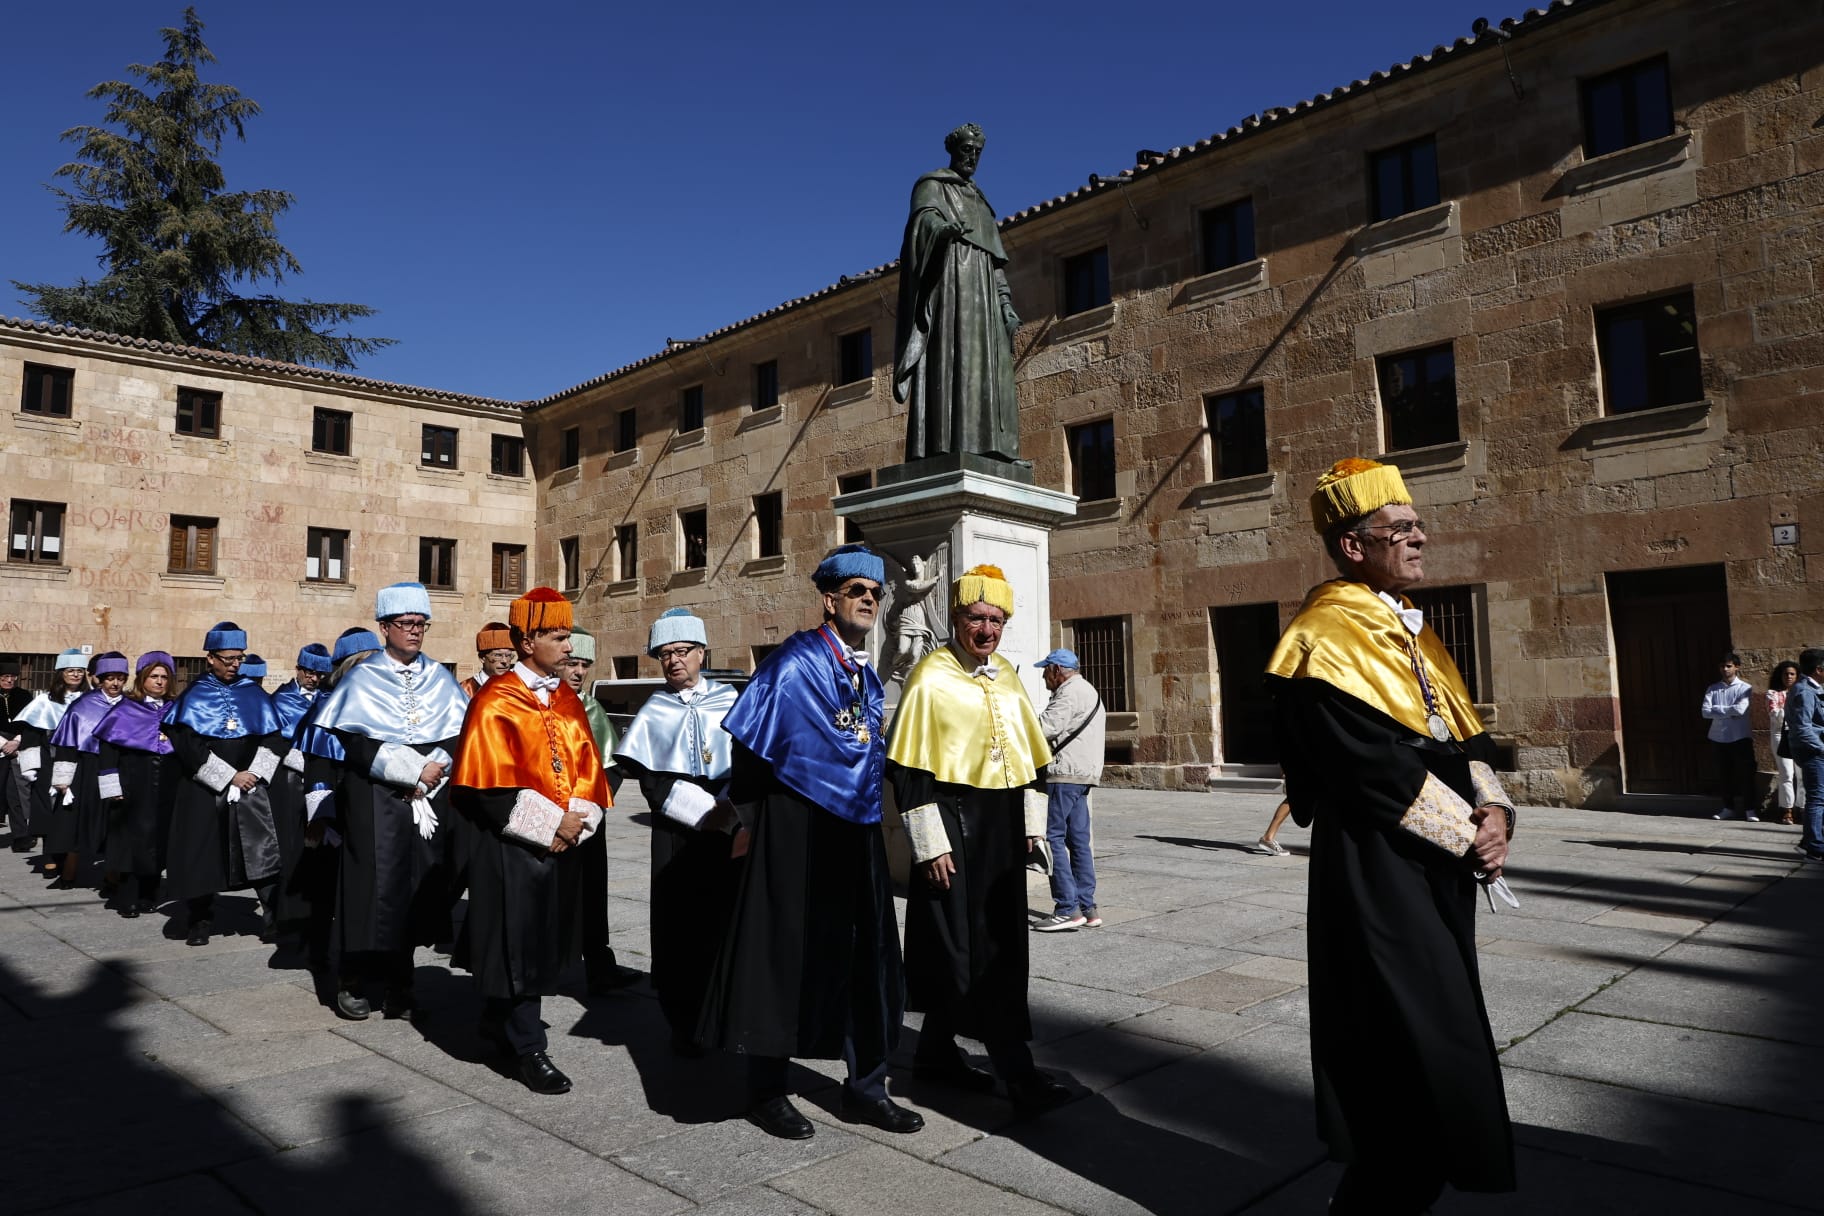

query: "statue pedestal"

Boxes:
[835, 462, 1076, 710]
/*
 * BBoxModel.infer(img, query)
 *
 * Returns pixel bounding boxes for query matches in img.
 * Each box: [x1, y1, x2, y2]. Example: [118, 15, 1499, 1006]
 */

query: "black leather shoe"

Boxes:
[747, 1095, 814, 1140]
[587, 962, 644, 994]
[516, 1051, 572, 1095]
[49, 876, 75, 891]
[913, 1059, 997, 1093]
[334, 986, 371, 1021]
[10, 836, 36, 853]
[185, 920, 212, 947]
[1007, 1071, 1073, 1115]
[120, 905, 141, 919]
[381, 987, 415, 1020]
[838, 1092, 925, 1134]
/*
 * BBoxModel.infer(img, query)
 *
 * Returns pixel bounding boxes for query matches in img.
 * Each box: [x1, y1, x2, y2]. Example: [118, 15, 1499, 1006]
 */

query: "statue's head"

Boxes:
[945, 123, 985, 178]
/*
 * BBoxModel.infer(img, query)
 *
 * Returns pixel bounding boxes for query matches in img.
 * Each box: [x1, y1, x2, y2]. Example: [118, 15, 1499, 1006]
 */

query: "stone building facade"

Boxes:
[0, 318, 537, 686]
[525, 0, 1824, 806]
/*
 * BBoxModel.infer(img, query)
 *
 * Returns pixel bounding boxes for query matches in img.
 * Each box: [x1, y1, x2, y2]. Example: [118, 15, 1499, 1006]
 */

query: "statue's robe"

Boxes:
[894, 168, 1020, 462]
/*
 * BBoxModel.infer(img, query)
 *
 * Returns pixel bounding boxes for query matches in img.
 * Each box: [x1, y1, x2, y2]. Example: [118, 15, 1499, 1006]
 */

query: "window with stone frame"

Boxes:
[1199, 198, 1256, 274]
[168, 516, 218, 575]
[614, 523, 638, 581]
[1205, 387, 1268, 479]
[612, 656, 639, 679]
[1369, 134, 1440, 222]
[837, 328, 873, 385]
[305, 527, 349, 583]
[1066, 418, 1117, 502]
[559, 426, 580, 470]
[490, 434, 525, 477]
[680, 385, 705, 433]
[173, 656, 209, 694]
[1407, 583, 1484, 702]
[19, 363, 73, 417]
[1070, 616, 1132, 712]
[491, 543, 526, 595]
[421, 424, 458, 469]
[679, 507, 708, 571]
[1377, 343, 1459, 451]
[12, 653, 61, 693]
[175, 387, 221, 437]
[560, 535, 581, 590]
[9, 500, 65, 565]
[615, 408, 637, 453]
[1582, 56, 1674, 158]
[753, 492, 783, 559]
[312, 407, 352, 455]
[419, 537, 457, 589]
[751, 643, 780, 671]
[1595, 291, 1701, 415]
[1062, 246, 1111, 316]
[753, 360, 780, 411]
[837, 471, 872, 543]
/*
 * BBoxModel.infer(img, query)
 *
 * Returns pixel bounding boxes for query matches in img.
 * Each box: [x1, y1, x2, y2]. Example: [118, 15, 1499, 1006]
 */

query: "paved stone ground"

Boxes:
[2, 788, 1818, 1215]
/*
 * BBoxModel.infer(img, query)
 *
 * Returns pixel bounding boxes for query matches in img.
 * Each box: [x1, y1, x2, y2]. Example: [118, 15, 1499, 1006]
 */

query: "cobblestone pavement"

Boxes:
[2, 788, 1817, 1214]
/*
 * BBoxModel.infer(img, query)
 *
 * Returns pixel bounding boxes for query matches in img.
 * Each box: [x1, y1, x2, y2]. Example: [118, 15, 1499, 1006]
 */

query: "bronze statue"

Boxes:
[893, 124, 1022, 464]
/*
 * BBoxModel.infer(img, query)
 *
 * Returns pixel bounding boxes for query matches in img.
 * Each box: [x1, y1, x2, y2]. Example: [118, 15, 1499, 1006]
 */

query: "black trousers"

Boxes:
[484, 995, 546, 1055]
[915, 1010, 1034, 1080]
[1715, 737, 1756, 812]
[747, 1035, 888, 1104]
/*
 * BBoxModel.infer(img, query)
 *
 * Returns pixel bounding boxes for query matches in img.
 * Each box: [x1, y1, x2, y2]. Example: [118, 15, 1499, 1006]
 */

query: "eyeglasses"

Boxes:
[656, 645, 702, 662]
[1356, 519, 1426, 543]
[959, 613, 1007, 630]
[836, 582, 882, 601]
[385, 618, 431, 634]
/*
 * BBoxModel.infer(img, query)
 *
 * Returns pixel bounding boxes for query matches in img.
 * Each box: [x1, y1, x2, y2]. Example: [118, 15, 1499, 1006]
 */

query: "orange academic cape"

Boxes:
[453, 674, 610, 814]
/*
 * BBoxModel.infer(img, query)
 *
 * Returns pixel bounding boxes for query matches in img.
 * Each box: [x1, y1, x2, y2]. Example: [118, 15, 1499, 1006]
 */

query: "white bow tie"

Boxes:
[847, 647, 872, 667]
[527, 675, 561, 693]
[1377, 592, 1425, 636]
[971, 664, 998, 680]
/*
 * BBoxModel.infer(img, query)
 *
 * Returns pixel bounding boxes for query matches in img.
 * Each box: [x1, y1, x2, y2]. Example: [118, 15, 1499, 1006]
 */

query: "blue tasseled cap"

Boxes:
[205, 621, 247, 651]
[297, 643, 333, 674]
[811, 543, 884, 591]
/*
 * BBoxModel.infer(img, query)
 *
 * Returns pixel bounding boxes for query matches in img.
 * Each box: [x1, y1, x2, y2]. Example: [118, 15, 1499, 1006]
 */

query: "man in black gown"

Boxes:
[1267, 457, 1517, 1213]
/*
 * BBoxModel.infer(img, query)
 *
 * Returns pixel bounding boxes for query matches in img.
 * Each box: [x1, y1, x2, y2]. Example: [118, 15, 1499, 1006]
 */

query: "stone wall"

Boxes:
[0, 324, 537, 682]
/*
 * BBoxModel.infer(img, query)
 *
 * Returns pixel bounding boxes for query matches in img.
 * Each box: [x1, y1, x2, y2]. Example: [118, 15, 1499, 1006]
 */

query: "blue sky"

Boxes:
[2, 0, 1509, 401]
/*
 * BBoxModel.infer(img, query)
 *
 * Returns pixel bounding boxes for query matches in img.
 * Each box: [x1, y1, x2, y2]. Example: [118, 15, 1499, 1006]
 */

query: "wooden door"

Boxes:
[1212, 602, 1282, 766]
[1607, 565, 1731, 795]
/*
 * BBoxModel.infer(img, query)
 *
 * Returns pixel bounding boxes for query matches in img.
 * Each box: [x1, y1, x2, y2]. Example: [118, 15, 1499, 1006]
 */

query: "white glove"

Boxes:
[411, 797, 437, 840]
[225, 785, 242, 804]
[59, 787, 74, 806]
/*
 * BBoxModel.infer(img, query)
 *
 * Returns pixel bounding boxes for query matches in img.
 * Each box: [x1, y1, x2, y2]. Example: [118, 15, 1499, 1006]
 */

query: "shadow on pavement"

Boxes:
[0, 954, 477, 1215]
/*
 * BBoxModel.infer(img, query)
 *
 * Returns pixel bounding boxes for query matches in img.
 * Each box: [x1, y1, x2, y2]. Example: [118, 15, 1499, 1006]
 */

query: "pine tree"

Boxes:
[13, 8, 393, 370]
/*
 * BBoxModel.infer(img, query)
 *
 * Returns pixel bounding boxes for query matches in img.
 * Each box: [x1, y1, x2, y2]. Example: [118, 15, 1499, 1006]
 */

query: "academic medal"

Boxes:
[1427, 713, 1451, 742]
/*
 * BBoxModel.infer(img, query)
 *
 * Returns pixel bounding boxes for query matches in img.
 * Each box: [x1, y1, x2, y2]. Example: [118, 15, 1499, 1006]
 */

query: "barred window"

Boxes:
[1408, 584, 1482, 702]
[1070, 615, 1131, 712]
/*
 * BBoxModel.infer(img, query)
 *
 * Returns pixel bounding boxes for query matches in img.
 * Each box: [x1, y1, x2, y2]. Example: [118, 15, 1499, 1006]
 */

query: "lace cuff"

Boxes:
[661, 780, 718, 829]
[503, 788, 565, 850]
[196, 753, 236, 793]
[569, 797, 605, 844]
[283, 747, 305, 772]
[51, 760, 78, 789]
[902, 802, 953, 863]
[1022, 788, 1049, 838]
[372, 742, 428, 790]
[1397, 771, 1478, 857]
[98, 770, 123, 800]
[248, 747, 281, 784]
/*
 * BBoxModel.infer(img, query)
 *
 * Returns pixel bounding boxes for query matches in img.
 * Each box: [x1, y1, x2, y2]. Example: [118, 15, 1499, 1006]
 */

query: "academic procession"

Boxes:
[0, 548, 1083, 1131]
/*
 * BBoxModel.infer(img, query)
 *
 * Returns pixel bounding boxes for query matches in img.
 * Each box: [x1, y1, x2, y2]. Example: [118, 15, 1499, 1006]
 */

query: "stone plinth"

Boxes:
[835, 463, 1076, 710]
